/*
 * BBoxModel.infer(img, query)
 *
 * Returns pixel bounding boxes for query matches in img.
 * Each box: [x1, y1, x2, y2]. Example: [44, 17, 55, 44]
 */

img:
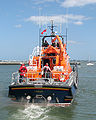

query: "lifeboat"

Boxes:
[8, 21, 78, 107]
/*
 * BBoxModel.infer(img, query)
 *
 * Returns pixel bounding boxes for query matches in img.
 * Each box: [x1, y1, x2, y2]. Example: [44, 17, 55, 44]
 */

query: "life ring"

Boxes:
[59, 73, 66, 82]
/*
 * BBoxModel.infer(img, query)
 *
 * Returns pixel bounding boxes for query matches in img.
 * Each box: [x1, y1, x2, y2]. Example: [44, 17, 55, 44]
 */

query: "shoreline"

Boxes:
[0, 61, 80, 65]
[0, 61, 28, 65]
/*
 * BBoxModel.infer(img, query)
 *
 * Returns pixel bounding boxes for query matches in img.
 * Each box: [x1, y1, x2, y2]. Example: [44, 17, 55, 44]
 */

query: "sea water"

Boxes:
[0, 62, 96, 120]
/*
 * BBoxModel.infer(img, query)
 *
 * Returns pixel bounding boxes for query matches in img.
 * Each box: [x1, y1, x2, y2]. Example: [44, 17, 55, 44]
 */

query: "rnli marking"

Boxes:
[11, 87, 69, 91]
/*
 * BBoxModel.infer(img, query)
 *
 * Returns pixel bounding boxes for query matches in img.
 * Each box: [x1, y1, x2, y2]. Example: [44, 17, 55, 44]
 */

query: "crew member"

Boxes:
[44, 40, 49, 47]
[42, 63, 51, 78]
[52, 41, 56, 47]
[19, 64, 27, 83]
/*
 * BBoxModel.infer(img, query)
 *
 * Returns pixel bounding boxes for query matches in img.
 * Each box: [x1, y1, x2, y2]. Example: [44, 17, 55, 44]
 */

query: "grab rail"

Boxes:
[11, 72, 53, 84]
[11, 71, 71, 85]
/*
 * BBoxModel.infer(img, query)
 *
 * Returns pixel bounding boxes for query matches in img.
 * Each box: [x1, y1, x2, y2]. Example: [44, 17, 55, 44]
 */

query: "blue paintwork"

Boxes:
[9, 83, 77, 104]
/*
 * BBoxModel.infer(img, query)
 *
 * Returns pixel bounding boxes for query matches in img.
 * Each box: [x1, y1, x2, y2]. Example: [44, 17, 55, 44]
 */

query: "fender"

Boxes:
[59, 73, 67, 82]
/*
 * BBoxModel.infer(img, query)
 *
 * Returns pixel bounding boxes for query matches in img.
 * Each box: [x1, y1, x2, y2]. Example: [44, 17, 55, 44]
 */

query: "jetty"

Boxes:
[0, 60, 80, 65]
[0, 60, 28, 65]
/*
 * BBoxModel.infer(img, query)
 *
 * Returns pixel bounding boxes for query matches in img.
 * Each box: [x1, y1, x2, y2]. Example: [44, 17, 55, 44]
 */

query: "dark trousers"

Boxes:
[19, 75, 23, 83]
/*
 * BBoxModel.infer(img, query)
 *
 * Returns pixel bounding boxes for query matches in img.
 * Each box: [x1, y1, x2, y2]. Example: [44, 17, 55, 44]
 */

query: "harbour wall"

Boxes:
[0, 61, 28, 65]
[0, 61, 80, 65]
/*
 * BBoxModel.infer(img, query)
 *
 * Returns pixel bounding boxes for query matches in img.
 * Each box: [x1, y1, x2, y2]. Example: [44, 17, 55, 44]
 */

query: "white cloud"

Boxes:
[33, 0, 58, 4]
[14, 24, 22, 28]
[74, 21, 83, 25]
[25, 14, 89, 25]
[61, 0, 96, 8]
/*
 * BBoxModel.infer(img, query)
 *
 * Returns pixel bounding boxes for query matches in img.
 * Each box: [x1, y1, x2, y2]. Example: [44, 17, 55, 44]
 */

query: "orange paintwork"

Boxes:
[43, 45, 60, 54]
[26, 35, 72, 82]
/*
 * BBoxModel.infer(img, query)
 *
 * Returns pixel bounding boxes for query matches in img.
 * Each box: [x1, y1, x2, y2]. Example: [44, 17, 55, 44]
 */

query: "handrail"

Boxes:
[29, 46, 42, 66]
[11, 71, 71, 85]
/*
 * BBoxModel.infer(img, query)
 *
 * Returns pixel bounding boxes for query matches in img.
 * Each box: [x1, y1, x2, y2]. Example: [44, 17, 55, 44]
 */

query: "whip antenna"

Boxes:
[65, 7, 68, 50]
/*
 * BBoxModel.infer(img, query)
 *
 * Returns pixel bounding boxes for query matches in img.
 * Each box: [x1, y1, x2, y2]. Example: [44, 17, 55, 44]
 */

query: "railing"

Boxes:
[11, 72, 52, 84]
[11, 71, 67, 85]
[11, 71, 74, 86]
[12, 71, 19, 84]
[29, 46, 42, 66]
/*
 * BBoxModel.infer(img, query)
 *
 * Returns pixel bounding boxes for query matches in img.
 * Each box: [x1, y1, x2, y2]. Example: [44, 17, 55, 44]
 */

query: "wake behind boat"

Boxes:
[8, 22, 78, 107]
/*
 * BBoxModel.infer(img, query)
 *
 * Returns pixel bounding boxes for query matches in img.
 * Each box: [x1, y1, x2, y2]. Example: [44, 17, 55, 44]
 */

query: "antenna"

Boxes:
[48, 20, 56, 35]
[51, 20, 54, 33]
[39, 8, 42, 48]
[66, 28, 68, 50]
[60, 24, 62, 35]
[65, 7, 68, 50]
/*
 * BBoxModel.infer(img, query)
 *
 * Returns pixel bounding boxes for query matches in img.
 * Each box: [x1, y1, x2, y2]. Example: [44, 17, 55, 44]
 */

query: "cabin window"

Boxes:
[42, 53, 46, 56]
[53, 58, 56, 64]
[47, 53, 55, 56]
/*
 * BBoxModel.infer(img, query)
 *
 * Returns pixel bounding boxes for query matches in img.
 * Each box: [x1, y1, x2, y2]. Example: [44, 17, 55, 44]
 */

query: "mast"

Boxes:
[51, 20, 54, 34]
[66, 28, 68, 50]
[48, 20, 56, 35]
[38, 8, 42, 49]
[65, 7, 68, 51]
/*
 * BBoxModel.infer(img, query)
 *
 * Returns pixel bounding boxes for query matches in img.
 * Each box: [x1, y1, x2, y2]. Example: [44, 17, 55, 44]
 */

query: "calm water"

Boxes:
[0, 62, 96, 120]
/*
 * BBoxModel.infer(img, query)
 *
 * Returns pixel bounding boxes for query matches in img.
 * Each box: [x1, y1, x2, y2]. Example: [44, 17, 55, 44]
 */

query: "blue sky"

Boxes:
[0, 0, 96, 60]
